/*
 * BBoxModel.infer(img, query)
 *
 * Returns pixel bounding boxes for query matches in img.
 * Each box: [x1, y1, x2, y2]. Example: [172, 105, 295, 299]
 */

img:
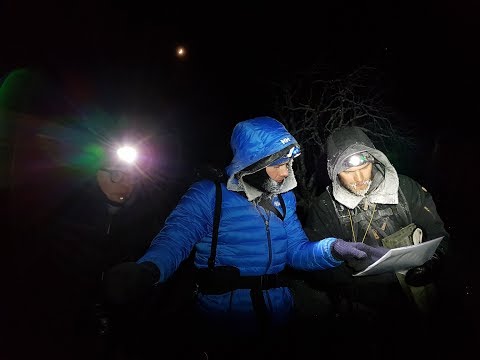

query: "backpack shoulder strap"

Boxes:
[257, 193, 286, 221]
[397, 186, 412, 224]
[207, 180, 222, 270]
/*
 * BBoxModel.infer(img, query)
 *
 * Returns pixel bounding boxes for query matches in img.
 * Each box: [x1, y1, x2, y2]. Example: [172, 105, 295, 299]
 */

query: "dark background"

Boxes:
[1, 0, 479, 354]
[2, 1, 475, 234]
[2, 1, 477, 163]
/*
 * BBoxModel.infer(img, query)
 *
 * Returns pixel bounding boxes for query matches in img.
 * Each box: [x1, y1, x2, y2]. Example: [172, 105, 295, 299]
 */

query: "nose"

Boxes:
[279, 165, 289, 179]
[352, 170, 366, 182]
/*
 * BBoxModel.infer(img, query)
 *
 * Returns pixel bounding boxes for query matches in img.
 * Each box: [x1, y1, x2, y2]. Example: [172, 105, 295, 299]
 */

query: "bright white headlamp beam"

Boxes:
[116, 146, 138, 163]
[347, 154, 364, 167]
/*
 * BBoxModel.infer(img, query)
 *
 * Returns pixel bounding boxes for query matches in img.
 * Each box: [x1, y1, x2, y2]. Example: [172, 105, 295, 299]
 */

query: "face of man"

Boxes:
[338, 162, 373, 196]
[266, 162, 289, 182]
[262, 162, 290, 193]
[97, 166, 138, 203]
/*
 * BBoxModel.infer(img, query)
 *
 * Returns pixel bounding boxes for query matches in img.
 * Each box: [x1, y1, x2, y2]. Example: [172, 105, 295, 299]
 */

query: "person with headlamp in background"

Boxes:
[0, 69, 191, 359]
[102, 117, 386, 360]
[39, 124, 187, 360]
[299, 126, 451, 358]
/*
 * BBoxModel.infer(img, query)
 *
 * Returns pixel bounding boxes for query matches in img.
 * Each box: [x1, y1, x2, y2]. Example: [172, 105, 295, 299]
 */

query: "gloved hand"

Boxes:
[405, 253, 442, 287]
[103, 261, 160, 306]
[332, 239, 388, 272]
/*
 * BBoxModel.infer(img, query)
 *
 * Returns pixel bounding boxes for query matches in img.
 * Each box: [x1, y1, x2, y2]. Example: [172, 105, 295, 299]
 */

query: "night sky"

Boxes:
[2, 1, 477, 213]
[2, 7, 477, 209]
[2, 2, 478, 158]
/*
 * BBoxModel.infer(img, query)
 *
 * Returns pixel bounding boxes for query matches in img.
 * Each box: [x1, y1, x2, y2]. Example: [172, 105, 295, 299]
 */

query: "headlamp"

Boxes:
[116, 145, 137, 164]
[343, 152, 372, 169]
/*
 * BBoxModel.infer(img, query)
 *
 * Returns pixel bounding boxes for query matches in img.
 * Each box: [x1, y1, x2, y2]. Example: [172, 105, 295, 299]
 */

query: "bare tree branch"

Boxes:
[273, 65, 415, 214]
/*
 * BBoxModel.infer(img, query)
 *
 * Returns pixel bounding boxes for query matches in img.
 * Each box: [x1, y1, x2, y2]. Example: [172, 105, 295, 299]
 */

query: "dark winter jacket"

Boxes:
[46, 179, 173, 300]
[304, 126, 449, 311]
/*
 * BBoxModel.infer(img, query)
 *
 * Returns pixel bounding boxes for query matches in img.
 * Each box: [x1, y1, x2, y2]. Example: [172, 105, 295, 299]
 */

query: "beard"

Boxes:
[346, 179, 372, 196]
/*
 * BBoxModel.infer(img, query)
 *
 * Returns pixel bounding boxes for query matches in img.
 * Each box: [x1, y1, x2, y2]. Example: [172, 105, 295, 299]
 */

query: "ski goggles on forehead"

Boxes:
[288, 145, 301, 158]
[270, 145, 301, 166]
[342, 152, 373, 169]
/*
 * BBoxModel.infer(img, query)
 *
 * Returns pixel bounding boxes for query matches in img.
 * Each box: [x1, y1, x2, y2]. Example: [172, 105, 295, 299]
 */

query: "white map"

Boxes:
[353, 237, 443, 277]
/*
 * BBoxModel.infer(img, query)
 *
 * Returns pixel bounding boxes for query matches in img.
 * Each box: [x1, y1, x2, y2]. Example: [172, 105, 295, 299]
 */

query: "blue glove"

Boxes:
[332, 240, 388, 272]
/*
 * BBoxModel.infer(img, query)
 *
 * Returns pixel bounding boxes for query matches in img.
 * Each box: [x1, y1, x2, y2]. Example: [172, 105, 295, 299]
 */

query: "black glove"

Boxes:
[332, 240, 388, 272]
[405, 253, 442, 287]
[103, 261, 160, 306]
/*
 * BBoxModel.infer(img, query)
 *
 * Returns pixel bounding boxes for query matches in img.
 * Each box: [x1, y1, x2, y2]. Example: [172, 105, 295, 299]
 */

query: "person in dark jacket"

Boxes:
[103, 117, 384, 360]
[302, 126, 450, 358]
[1, 71, 188, 359]
[38, 126, 186, 360]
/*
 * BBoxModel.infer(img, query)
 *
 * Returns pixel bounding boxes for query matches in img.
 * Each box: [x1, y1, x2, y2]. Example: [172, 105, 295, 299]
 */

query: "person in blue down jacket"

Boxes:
[103, 116, 383, 359]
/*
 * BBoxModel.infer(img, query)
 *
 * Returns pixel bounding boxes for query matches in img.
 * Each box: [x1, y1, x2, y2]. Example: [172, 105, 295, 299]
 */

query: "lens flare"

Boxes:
[116, 146, 137, 163]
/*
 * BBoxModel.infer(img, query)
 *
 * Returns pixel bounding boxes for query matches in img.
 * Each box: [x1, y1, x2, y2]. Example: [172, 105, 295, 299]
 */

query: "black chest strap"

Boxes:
[258, 194, 286, 221]
[207, 180, 223, 270]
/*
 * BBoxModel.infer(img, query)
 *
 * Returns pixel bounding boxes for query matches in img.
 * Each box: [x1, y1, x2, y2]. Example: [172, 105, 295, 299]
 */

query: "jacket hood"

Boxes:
[326, 126, 399, 209]
[225, 117, 299, 200]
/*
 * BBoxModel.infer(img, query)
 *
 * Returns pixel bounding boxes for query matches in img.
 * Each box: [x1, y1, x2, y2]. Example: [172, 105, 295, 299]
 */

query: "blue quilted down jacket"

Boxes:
[138, 116, 341, 329]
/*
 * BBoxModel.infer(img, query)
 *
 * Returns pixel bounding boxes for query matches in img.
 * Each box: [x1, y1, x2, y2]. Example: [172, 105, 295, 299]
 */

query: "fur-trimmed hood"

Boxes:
[225, 117, 300, 201]
[326, 126, 399, 209]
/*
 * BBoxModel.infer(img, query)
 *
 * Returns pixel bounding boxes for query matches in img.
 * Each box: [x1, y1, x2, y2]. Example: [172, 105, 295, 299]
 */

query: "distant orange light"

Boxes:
[176, 46, 187, 58]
